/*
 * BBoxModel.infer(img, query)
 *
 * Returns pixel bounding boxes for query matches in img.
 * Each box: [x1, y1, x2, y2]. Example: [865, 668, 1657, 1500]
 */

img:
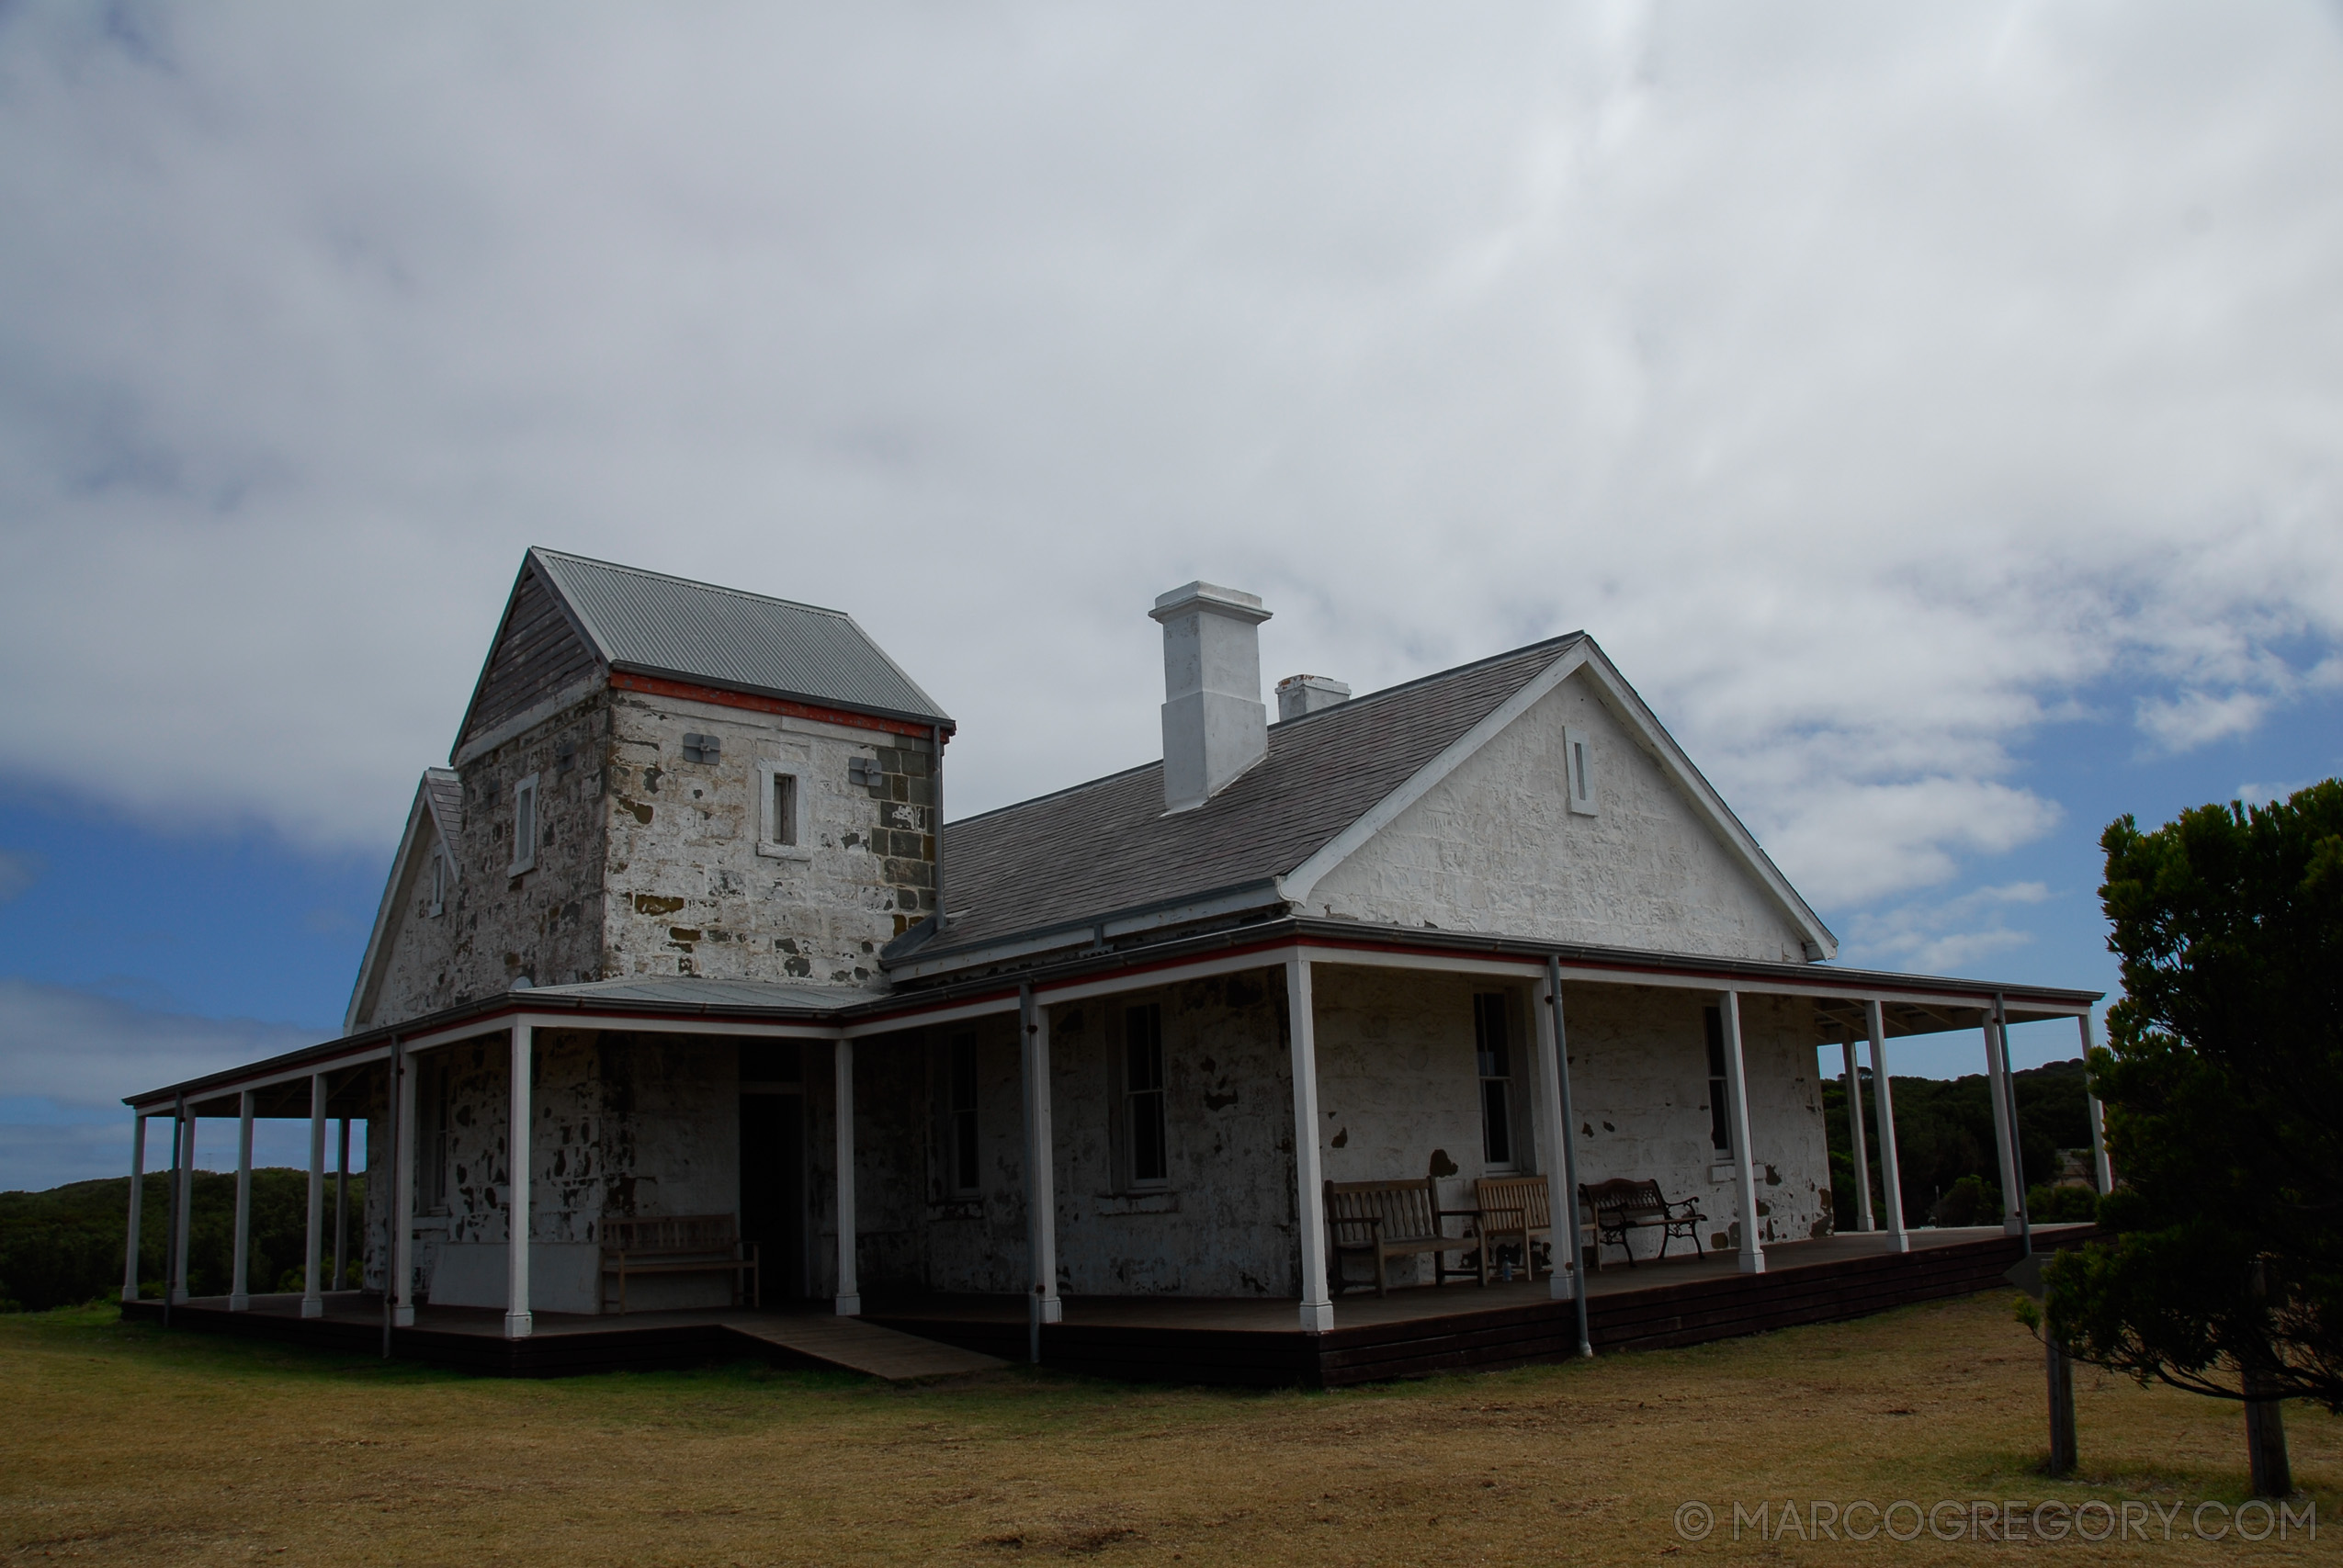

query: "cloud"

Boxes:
[0, 4, 2337, 914]
[0, 977, 317, 1112]
[1840, 880, 2055, 977]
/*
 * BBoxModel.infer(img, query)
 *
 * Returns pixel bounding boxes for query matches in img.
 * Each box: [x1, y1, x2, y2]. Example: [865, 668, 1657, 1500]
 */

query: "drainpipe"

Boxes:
[1996, 995, 2033, 1258]
[382, 1040, 403, 1359]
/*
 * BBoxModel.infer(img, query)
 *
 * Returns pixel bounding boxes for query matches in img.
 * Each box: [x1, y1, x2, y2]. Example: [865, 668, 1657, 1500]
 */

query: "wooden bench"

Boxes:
[1473, 1175, 1600, 1282]
[600, 1213, 760, 1314]
[1579, 1178, 1707, 1269]
[1324, 1164, 1485, 1296]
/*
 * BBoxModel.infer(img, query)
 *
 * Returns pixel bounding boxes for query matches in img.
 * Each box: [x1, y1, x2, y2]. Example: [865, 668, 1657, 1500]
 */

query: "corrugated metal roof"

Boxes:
[924, 637, 1583, 953]
[530, 548, 951, 726]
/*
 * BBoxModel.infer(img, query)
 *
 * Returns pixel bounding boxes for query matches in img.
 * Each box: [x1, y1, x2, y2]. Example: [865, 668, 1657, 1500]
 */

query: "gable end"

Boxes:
[454, 558, 605, 757]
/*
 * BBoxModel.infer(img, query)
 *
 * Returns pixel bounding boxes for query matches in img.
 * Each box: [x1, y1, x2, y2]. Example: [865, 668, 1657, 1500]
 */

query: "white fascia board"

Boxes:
[141, 1042, 396, 1116]
[886, 882, 1287, 983]
[451, 672, 606, 770]
[344, 783, 435, 1035]
[1295, 944, 1547, 983]
[842, 993, 1020, 1038]
[1278, 640, 1840, 962]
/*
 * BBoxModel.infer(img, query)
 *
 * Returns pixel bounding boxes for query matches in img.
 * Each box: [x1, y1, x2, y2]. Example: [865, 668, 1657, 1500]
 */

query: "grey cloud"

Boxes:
[0, 977, 318, 1111]
[0, 3, 2336, 918]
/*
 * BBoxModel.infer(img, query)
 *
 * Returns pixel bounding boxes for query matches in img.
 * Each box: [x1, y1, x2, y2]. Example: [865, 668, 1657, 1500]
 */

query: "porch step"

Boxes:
[719, 1313, 1008, 1381]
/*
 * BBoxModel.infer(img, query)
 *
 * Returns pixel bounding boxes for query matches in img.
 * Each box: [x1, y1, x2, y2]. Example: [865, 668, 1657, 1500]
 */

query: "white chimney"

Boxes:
[1274, 674, 1351, 722]
[1150, 581, 1272, 813]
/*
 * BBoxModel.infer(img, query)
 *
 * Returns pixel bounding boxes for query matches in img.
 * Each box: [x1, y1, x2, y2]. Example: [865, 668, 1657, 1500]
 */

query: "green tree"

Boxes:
[2046, 781, 2343, 1477]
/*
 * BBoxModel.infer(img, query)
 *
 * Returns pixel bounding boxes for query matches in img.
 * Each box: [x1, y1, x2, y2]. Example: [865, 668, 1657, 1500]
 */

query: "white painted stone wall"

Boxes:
[1308, 671, 1812, 964]
[600, 692, 936, 989]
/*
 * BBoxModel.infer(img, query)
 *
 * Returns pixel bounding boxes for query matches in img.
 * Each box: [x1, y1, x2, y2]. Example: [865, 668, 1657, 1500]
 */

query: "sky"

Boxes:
[3, 4, 2339, 1190]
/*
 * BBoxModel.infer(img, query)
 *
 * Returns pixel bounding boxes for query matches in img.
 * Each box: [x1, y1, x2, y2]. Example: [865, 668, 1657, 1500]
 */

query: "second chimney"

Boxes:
[1150, 581, 1271, 813]
[1275, 674, 1351, 722]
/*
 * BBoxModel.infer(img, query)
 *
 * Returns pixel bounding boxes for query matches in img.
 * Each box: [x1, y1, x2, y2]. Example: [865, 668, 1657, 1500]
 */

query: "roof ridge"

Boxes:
[946, 630, 1585, 831]
[530, 547, 855, 623]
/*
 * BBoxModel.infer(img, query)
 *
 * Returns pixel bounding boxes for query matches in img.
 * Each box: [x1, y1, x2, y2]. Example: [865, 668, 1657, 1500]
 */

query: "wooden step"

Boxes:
[718, 1313, 1008, 1381]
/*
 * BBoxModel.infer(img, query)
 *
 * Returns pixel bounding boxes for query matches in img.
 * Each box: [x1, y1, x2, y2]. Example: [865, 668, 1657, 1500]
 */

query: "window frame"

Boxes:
[509, 773, 540, 875]
[1116, 1002, 1171, 1191]
[1474, 991, 1519, 1171]
[756, 760, 811, 861]
[1563, 724, 1599, 817]
[1704, 1006, 1733, 1159]
[944, 1032, 981, 1196]
[426, 844, 448, 918]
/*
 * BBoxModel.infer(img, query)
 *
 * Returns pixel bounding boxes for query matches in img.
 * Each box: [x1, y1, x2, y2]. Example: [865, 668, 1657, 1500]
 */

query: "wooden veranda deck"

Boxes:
[122, 1225, 2085, 1385]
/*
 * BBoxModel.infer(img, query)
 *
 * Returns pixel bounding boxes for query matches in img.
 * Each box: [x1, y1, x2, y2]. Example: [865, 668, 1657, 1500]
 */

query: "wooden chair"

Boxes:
[1579, 1179, 1707, 1269]
[1473, 1175, 1600, 1281]
[1324, 1160, 1485, 1296]
[600, 1213, 760, 1314]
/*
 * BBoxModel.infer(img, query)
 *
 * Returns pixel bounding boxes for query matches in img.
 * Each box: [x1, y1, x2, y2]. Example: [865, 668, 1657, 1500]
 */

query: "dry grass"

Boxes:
[1, 1292, 2334, 1565]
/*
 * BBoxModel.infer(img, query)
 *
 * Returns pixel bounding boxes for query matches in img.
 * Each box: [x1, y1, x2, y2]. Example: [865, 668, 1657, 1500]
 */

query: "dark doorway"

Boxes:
[740, 1043, 806, 1302]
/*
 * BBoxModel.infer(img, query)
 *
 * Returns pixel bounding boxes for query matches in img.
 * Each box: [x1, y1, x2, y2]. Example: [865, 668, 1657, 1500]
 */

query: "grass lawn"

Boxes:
[2, 1291, 2332, 1564]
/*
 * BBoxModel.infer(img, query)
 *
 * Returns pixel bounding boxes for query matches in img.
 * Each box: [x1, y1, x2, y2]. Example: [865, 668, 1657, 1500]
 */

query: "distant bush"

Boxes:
[1823, 1057, 2097, 1229]
[2029, 1182, 2100, 1224]
[1930, 1174, 1998, 1227]
[0, 1170, 367, 1313]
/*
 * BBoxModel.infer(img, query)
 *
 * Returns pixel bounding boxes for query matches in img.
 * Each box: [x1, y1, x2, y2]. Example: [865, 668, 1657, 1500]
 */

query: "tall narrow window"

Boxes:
[1475, 992, 1514, 1167]
[1124, 1004, 1168, 1187]
[511, 774, 539, 874]
[947, 1032, 979, 1194]
[1704, 1006, 1732, 1155]
[427, 848, 447, 918]
[771, 773, 798, 847]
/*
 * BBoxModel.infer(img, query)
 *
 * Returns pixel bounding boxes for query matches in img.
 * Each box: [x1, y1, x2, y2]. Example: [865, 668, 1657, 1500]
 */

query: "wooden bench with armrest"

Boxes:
[1324, 1163, 1486, 1296]
[1473, 1175, 1601, 1281]
[1579, 1178, 1707, 1269]
[600, 1213, 760, 1314]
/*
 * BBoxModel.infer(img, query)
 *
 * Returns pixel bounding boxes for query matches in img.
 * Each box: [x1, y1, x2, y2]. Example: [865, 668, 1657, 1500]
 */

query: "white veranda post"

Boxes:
[505, 1021, 534, 1340]
[303, 1073, 327, 1318]
[230, 1089, 255, 1311]
[1020, 988, 1062, 1325]
[1839, 1038, 1874, 1232]
[121, 1113, 146, 1304]
[2079, 1012, 2113, 1193]
[1984, 1002, 2025, 1235]
[1718, 990, 1764, 1274]
[1865, 1001, 1910, 1253]
[1286, 953, 1333, 1332]
[834, 1036, 860, 1316]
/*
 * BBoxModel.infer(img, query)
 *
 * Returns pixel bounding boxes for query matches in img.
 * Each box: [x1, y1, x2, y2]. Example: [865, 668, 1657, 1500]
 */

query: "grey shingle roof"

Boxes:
[531, 548, 951, 726]
[422, 767, 461, 833]
[529, 976, 867, 1010]
[927, 636, 1582, 954]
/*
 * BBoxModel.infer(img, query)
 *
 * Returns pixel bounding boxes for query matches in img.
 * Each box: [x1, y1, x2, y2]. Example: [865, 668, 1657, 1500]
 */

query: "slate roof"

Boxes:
[927, 635, 1584, 954]
[531, 548, 952, 727]
[422, 767, 461, 835]
[527, 976, 868, 1011]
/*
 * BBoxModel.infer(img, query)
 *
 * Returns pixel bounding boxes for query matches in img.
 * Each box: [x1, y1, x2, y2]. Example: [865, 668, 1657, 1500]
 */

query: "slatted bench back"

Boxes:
[604, 1213, 738, 1256]
[1581, 1178, 1668, 1227]
[1474, 1176, 1552, 1232]
[1324, 1179, 1441, 1247]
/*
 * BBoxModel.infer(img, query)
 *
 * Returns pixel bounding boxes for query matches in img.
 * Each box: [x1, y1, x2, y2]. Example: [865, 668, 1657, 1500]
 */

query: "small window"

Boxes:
[1475, 993, 1514, 1168]
[510, 774, 539, 875]
[1704, 1006, 1731, 1155]
[427, 848, 447, 918]
[1563, 725, 1598, 817]
[946, 1033, 979, 1194]
[681, 732, 721, 764]
[772, 773, 798, 847]
[758, 762, 807, 856]
[1124, 1004, 1169, 1188]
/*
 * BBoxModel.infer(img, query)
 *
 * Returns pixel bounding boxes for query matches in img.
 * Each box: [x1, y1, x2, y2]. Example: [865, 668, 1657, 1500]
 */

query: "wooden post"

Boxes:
[2245, 1258, 2292, 1497]
[333, 1115, 349, 1293]
[1542, 956, 1592, 1355]
[2046, 1329, 2077, 1475]
[230, 1089, 255, 1310]
[1983, 1003, 2025, 1235]
[505, 1021, 533, 1339]
[122, 1112, 146, 1304]
[1839, 1037, 1874, 1232]
[303, 1074, 327, 1318]
[1718, 990, 1763, 1274]
[833, 1035, 859, 1315]
[1286, 953, 1334, 1331]
[1865, 1002, 1910, 1253]
[170, 1095, 190, 1311]
[392, 1043, 417, 1329]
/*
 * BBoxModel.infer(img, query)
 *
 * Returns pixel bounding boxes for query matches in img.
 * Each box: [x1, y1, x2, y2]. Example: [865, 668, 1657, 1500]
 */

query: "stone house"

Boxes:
[124, 550, 2095, 1344]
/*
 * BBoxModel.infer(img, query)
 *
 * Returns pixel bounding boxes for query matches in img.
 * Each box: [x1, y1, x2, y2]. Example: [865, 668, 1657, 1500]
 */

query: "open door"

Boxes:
[739, 1042, 807, 1302]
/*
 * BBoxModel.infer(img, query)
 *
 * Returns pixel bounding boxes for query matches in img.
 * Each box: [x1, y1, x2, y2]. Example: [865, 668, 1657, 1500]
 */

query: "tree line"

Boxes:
[1820, 1056, 2101, 1230]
